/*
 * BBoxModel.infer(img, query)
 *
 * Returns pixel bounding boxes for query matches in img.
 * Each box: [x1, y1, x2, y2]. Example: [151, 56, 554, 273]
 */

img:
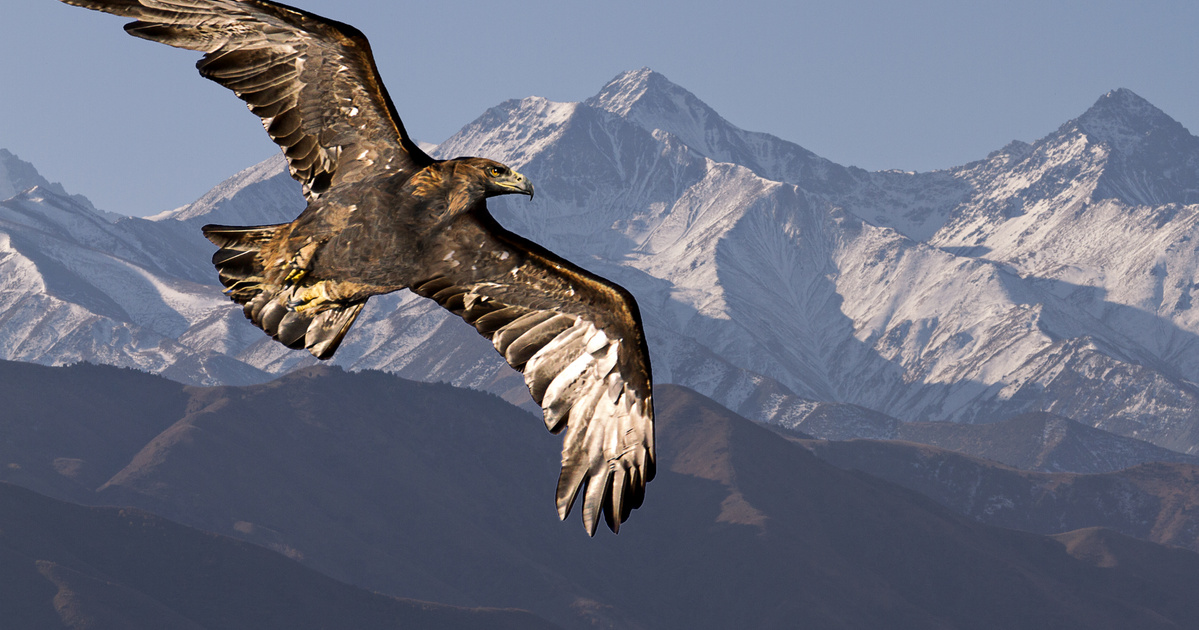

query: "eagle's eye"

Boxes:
[488, 166, 503, 177]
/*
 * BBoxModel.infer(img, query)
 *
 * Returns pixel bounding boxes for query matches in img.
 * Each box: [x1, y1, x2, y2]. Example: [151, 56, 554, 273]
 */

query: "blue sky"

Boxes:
[3, 0, 1197, 216]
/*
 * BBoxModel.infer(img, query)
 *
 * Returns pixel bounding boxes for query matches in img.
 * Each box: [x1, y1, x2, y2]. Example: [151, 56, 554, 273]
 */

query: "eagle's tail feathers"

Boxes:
[202, 223, 284, 249]
[202, 223, 367, 359]
[241, 283, 366, 360]
[306, 302, 366, 359]
[233, 278, 364, 357]
[202, 223, 286, 304]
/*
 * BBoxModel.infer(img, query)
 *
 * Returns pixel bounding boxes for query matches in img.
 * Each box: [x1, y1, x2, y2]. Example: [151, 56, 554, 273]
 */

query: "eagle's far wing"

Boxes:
[63, 0, 433, 198]
[409, 215, 656, 536]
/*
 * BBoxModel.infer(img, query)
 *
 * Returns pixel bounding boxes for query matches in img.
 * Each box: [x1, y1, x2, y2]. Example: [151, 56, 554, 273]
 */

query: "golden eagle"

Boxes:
[63, 0, 654, 535]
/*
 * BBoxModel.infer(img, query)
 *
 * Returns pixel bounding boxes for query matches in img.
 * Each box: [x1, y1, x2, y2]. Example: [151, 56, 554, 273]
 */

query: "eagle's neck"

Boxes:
[406, 161, 487, 225]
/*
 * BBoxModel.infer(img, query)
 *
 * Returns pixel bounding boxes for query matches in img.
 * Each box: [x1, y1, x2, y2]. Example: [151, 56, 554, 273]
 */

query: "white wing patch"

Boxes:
[412, 256, 654, 535]
[511, 317, 653, 535]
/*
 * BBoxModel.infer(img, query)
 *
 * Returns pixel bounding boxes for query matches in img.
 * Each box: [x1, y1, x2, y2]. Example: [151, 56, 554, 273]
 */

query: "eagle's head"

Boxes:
[461, 157, 535, 199]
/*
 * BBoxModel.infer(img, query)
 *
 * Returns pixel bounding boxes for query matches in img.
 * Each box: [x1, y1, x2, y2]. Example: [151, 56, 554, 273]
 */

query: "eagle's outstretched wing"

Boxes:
[62, 0, 433, 198]
[407, 212, 656, 536]
[65, 0, 656, 535]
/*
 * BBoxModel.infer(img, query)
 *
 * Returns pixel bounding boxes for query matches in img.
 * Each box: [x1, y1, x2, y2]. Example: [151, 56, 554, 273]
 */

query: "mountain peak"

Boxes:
[1087, 88, 1160, 118]
[0, 149, 54, 203]
[1074, 88, 1189, 154]
[0, 151, 117, 222]
[1058, 88, 1199, 205]
[583, 69, 840, 188]
[151, 153, 301, 226]
[586, 67, 689, 118]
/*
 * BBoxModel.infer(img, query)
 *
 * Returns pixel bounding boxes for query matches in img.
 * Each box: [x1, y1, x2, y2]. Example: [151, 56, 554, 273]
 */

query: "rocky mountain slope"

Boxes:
[803, 436, 1199, 554]
[895, 412, 1199, 473]
[5, 360, 1199, 629]
[0, 152, 269, 386]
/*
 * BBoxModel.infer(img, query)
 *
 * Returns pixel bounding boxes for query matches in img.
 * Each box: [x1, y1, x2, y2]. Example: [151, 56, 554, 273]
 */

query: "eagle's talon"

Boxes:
[289, 281, 341, 313]
[294, 298, 329, 313]
[285, 267, 308, 284]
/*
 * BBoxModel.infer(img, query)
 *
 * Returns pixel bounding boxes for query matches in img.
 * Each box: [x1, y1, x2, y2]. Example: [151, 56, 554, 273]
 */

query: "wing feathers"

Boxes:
[202, 222, 365, 359]
[504, 314, 576, 369]
[555, 463, 588, 522]
[268, 109, 303, 138]
[493, 311, 557, 356]
[414, 262, 655, 535]
[472, 306, 527, 335]
[67, 0, 656, 536]
[525, 321, 590, 404]
[258, 297, 288, 333]
[243, 83, 298, 112]
[66, 0, 433, 199]
[541, 348, 594, 431]
[306, 301, 365, 359]
[582, 470, 612, 537]
[276, 310, 308, 346]
[430, 285, 462, 305]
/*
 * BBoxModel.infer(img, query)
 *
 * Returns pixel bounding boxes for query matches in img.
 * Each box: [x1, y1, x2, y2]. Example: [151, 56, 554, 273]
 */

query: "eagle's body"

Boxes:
[64, 0, 654, 535]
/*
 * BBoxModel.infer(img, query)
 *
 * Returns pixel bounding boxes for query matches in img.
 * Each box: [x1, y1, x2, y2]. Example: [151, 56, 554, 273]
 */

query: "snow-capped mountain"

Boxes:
[852, 88, 1199, 450]
[5, 70, 1199, 454]
[0, 149, 121, 222]
[0, 153, 267, 385]
[439, 71, 1199, 453]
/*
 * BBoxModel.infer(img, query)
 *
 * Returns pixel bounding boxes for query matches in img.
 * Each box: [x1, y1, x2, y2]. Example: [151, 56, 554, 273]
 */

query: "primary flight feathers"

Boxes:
[64, 0, 655, 535]
[62, 0, 431, 197]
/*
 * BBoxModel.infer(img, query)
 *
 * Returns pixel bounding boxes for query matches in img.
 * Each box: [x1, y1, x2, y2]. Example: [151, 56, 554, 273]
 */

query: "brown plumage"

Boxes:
[64, 0, 654, 535]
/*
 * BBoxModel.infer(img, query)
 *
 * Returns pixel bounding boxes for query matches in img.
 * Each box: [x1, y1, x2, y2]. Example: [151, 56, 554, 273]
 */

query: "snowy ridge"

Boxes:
[0, 149, 53, 203]
[1075, 88, 1199, 207]
[0, 149, 119, 222]
[0, 174, 269, 385]
[6, 71, 1199, 454]
[435, 97, 579, 167]
[587, 69, 851, 192]
[150, 153, 297, 223]
[150, 152, 304, 249]
[462, 73, 1199, 451]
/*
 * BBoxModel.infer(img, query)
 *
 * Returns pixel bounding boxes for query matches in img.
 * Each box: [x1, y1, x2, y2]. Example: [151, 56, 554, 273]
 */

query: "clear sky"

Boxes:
[3, 0, 1197, 216]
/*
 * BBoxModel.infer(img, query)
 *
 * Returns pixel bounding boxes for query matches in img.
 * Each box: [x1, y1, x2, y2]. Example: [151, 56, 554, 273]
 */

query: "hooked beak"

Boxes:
[497, 169, 535, 199]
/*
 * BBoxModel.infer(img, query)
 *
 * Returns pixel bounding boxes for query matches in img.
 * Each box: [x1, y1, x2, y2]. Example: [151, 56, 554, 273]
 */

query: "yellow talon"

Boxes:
[294, 300, 325, 314]
[285, 267, 308, 283]
[290, 281, 336, 313]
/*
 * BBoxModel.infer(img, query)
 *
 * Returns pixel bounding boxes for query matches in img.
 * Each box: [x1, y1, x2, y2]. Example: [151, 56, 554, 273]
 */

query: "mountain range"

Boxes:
[894, 411, 1199, 473]
[5, 359, 1199, 629]
[5, 69, 1199, 457]
[0, 482, 556, 629]
[803, 435, 1199, 554]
